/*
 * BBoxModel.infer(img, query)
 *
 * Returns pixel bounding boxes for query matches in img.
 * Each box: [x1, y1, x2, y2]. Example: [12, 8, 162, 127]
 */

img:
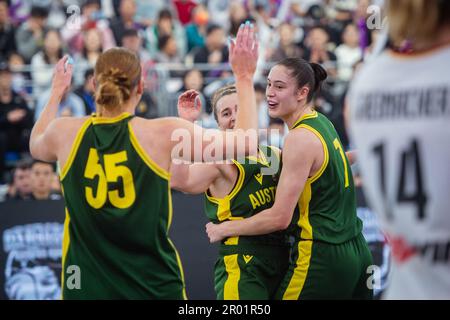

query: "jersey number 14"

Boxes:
[372, 140, 428, 221]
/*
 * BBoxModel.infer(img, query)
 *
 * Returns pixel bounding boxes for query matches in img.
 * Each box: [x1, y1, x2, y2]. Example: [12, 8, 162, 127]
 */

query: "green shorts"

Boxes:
[276, 232, 373, 300]
[214, 244, 289, 300]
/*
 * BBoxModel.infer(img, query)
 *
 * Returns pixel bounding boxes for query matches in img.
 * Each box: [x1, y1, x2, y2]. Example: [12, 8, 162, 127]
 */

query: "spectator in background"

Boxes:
[73, 28, 104, 86]
[228, 1, 248, 36]
[74, 68, 96, 116]
[269, 22, 305, 62]
[8, 52, 29, 98]
[31, 29, 64, 96]
[154, 34, 182, 64]
[61, 0, 116, 55]
[207, 0, 232, 31]
[176, 69, 216, 127]
[133, 0, 164, 27]
[335, 23, 362, 82]
[15, 5, 49, 62]
[185, 5, 209, 52]
[29, 160, 61, 201]
[34, 86, 85, 122]
[145, 8, 187, 58]
[193, 24, 228, 76]
[303, 26, 337, 78]
[354, 0, 372, 52]
[173, 0, 197, 25]
[0, 0, 16, 61]
[134, 90, 159, 120]
[0, 62, 33, 184]
[122, 28, 152, 66]
[110, 0, 143, 46]
[5, 159, 32, 201]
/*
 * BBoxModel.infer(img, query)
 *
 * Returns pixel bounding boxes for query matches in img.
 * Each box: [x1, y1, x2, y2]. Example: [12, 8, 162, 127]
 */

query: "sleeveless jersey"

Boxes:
[348, 45, 450, 299]
[204, 145, 289, 253]
[289, 111, 362, 244]
[60, 113, 186, 299]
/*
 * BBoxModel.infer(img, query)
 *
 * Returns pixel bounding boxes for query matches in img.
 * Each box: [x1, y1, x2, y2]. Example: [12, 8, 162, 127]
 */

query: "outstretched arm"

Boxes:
[30, 56, 73, 162]
[165, 22, 259, 163]
[205, 129, 320, 242]
[170, 163, 221, 193]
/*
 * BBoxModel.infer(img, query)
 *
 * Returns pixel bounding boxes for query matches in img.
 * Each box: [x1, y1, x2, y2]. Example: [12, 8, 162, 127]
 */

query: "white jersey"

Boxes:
[348, 44, 450, 299]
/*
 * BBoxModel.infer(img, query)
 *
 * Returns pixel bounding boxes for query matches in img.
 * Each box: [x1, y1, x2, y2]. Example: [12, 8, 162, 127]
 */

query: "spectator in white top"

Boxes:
[31, 29, 64, 96]
[335, 23, 362, 81]
[73, 28, 104, 86]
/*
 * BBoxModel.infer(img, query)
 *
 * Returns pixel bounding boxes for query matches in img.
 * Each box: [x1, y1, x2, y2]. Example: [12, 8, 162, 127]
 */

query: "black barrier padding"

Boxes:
[0, 193, 217, 300]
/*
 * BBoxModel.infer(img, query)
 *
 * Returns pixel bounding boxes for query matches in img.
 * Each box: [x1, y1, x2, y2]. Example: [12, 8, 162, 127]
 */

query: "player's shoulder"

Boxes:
[47, 116, 91, 136]
[285, 127, 322, 154]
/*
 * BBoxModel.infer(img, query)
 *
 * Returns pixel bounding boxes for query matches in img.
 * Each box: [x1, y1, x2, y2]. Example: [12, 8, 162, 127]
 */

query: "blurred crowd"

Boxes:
[0, 0, 385, 201]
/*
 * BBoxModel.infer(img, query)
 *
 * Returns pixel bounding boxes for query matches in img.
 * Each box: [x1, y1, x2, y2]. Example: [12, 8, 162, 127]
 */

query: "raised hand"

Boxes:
[229, 21, 259, 81]
[177, 89, 202, 123]
[51, 55, 73, 97]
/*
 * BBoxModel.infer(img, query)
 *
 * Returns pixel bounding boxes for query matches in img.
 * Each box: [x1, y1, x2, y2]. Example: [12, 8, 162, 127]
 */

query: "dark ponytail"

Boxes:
[276, 58, 327, 103]
[309, 62, 327, 97]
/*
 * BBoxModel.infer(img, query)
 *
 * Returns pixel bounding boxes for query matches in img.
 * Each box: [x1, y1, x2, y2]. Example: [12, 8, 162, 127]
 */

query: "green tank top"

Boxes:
[60, 113, 186, 299]
[289, 111, 362, 244]
[204, 145, 289, 255]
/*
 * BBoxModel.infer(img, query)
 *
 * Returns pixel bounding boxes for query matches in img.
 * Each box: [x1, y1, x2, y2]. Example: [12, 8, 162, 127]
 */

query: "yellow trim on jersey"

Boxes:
[91, 112, 132, 125]
[61, 208, 71, 299]
[168, 238, 188, 300]
[298, 180, 313, 240]
[282, 239, 312, 300]
[205, 161, 245, 204]
[291, 111, 318, 130]
[267, 145, 281, 162]
[223, 254, 240, 300]
[205, 162, 245, 245]
[60, 118, 92, 181]
[128, 123, 170, 181]
[228, 162, 245, 199]
[246, 147, 269, 166]
[282, 181, 313, 299]
[296, 124, 329, 183]
[166, 181, 187, 299]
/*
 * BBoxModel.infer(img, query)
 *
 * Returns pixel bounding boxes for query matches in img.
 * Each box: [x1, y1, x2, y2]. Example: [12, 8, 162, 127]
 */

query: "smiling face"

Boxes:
[266, 64, 309, 120]
[215, 93, 238, 130]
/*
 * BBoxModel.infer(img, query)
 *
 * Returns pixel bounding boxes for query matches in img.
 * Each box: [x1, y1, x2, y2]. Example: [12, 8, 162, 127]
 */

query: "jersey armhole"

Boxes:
[59, 118, 92, 182]
[128, 123, 171, 181]
[294, 124, 329, 183]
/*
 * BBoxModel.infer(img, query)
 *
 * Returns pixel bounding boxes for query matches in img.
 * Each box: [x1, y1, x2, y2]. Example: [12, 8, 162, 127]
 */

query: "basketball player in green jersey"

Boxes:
[206, 58, 373, 299]
[29, 23, 259, 299]
[171, 85, 290, 300]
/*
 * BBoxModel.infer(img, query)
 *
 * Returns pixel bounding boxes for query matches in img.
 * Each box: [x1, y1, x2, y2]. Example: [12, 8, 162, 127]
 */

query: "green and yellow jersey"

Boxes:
[289, 111, 362, 244]
[204, 145, 289, 255]
[60, 113, 186, 299]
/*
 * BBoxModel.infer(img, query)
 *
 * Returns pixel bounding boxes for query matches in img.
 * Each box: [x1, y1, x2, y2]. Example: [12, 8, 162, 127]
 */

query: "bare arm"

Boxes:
[166, 23, 260, 163]
[30, 56, 73, 162]
[206, 129, 320, 241]
[170, 163, 222, 193]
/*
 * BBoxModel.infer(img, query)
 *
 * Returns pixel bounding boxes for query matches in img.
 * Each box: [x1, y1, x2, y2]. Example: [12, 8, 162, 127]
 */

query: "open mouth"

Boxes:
[267, 101, 278, 110]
